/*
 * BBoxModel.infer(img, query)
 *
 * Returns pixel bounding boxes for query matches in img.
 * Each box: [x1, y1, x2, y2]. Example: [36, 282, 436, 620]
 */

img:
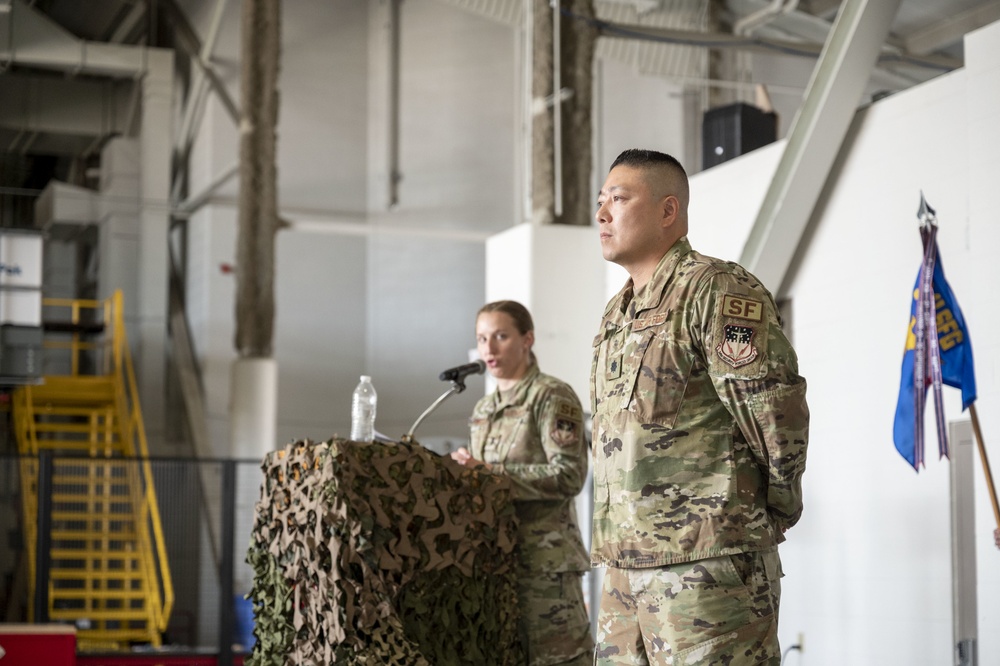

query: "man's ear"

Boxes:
[661, 195, 680, 229]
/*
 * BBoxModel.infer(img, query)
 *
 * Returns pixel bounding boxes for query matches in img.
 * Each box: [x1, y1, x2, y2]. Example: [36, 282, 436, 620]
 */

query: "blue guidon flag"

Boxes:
[892, 194, 977, 471]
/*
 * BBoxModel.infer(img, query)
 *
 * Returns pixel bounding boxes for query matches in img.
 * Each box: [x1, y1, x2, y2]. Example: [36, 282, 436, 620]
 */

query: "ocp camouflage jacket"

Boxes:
[471, 365, 591, 573]
[591, 237, 809, 568]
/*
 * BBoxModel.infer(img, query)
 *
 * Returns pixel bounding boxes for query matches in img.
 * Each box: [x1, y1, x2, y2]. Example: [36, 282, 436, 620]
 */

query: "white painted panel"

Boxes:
[0, 290, 41, 326]
[486, 224, 606, 409]
[486, 224, 533, 306]
[688, 139, 784, 262]
[0, 233, 43, 288]
[595, 58, 689, 190]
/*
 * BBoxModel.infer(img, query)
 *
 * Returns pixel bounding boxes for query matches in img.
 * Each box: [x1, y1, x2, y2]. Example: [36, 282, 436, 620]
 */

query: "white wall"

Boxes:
[485, 224, 607, 406]
[687, 20, 1000, 665]
[366, 0, 518, 442]
[184, 0, 372, 453]
[183, 0, 516, 452]
[595, 57, 689, 190]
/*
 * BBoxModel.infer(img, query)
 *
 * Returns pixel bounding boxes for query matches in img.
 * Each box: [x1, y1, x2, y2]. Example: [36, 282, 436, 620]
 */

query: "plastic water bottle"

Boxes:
[350, 375, 377, 442]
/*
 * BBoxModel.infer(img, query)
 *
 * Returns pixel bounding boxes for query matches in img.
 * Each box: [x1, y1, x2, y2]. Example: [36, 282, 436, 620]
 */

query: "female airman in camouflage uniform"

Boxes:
[451, 301, 594, 665]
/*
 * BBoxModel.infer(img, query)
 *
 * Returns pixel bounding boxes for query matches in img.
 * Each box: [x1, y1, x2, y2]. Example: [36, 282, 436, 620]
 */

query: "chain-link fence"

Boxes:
[0, 453, 264, 664]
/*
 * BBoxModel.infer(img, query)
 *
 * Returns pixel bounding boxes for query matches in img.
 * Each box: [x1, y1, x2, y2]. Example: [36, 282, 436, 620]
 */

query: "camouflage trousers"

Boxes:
[519, 571, 595, 666]
[594, 549, 782, 665]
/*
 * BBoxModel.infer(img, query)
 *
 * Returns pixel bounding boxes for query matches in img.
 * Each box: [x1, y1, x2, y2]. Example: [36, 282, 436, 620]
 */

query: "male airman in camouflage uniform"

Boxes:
[468, 363, 594, 665]
[590, 149, 809, 665]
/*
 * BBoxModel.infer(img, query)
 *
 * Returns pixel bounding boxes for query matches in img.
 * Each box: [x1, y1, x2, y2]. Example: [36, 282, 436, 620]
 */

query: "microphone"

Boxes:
[439, 359, 487, 383]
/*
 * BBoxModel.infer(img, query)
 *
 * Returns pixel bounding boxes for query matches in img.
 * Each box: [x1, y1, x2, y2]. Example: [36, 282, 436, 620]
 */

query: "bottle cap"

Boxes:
[360, 375, 371, 382]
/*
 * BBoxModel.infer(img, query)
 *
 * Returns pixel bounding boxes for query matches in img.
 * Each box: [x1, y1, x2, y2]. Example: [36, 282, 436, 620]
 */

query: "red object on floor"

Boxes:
[76, 654, 246, 666]
[0, 624, 76, 666]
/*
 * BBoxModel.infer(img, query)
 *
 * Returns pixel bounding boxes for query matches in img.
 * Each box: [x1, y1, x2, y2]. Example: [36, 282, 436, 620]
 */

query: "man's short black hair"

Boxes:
[609, 149, 687, 178]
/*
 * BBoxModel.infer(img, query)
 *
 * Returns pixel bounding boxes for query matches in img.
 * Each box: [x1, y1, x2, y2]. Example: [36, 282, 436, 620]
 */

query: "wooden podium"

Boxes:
[245, 438, 524, 665]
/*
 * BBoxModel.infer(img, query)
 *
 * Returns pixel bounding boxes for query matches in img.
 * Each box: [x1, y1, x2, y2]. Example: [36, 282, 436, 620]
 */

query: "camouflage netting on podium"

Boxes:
[246, 438, 524, 665]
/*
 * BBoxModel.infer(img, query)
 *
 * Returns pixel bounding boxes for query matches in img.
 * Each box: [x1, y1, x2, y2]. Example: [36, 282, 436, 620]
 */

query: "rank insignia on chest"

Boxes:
[716, 324, 758, 368]
[607, 354, 622, 379]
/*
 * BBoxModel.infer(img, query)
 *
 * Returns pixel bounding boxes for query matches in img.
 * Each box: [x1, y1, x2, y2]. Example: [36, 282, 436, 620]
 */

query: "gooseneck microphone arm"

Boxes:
[402, 384, 463, 443]
[401, 360, 487, 443]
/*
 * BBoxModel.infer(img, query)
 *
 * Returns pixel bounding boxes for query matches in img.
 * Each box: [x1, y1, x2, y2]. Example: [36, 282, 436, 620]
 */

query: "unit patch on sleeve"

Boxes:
[551, 400, 582, 447]
[551, 418, 580, 448]
[721, 294, 764, 321]
[716, 324, 758, 368]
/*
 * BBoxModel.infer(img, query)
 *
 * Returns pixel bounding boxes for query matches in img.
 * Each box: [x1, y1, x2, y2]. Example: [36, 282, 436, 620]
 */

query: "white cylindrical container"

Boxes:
[350, 375, 377, 442]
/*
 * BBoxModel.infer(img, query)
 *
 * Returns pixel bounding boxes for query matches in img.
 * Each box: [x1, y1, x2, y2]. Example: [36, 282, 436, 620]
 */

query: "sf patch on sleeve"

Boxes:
[711, 293, 769, 376]
[550, 400, 582, 448]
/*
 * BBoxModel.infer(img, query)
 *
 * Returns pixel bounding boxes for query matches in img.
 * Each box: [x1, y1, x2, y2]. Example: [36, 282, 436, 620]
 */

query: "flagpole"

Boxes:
[969, 403, 1000, 530]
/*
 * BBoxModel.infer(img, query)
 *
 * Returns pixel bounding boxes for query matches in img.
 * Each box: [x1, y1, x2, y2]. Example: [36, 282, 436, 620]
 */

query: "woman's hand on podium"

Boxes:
[450, 446, 493, 471]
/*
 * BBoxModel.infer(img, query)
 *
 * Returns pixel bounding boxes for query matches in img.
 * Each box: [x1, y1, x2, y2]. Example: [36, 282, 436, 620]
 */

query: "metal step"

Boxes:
[29, 376, 118, 405]
[49, 569, 146, 581]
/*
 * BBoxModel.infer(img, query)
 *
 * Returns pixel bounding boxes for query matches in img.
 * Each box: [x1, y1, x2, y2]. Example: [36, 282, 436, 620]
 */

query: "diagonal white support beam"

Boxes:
[739, 0, 903, 293]
[171, 0, 231, 203]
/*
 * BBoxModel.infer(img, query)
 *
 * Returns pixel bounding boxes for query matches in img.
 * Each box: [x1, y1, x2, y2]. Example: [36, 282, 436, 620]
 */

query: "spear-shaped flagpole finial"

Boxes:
[917, 190, 937, 227]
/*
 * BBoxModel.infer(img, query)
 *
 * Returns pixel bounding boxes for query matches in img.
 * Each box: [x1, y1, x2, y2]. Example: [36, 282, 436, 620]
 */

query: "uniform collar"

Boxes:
[604, 237, 692, 320]
[492, 363, 539, 410]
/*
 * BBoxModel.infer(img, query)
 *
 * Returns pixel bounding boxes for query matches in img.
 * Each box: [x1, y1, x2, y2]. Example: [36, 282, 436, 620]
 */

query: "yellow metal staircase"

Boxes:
[12, 291, 173, 649]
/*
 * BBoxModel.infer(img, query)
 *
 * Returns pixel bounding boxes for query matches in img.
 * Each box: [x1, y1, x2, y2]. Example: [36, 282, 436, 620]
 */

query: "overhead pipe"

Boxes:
[733, 0, 800, 96]
[551, 0, 562, 218]
[387, 0, 402, 209]
[522, 0, 533, 223]
[0, 0, 151, 77]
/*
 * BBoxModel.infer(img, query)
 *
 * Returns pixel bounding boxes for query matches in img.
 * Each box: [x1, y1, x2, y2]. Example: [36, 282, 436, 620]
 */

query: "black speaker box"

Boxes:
[702, 102, 777, 169]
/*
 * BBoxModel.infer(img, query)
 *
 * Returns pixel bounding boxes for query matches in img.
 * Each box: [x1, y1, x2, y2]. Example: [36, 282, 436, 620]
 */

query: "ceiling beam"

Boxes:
[904, 1, 1000, 55]
[109, 0, 148, 44]
[799, 0, 842, 20]
[597, 20, 960, 70]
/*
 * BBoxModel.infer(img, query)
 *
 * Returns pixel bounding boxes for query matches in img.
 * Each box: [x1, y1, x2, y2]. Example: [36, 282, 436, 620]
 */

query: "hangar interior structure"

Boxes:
[0, 0, 999, 664]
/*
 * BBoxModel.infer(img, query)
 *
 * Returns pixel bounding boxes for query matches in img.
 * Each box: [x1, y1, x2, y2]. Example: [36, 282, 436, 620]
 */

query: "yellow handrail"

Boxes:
[108, 290, 175, 631]
[41, 296, 113, 376]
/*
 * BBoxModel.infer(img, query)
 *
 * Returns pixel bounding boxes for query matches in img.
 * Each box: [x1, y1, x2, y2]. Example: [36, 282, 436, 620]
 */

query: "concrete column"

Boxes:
[229, 357, 278, 461]
[138, 49, 175, 450]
